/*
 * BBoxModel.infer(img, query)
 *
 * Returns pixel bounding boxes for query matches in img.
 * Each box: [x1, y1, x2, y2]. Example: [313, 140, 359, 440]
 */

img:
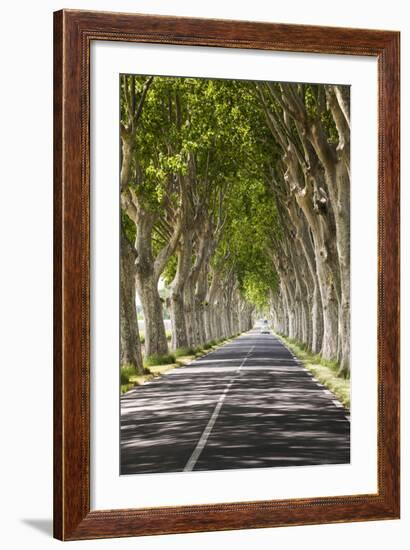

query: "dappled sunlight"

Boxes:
[120, 77, 351, 474]
[121, 332, 349, 475]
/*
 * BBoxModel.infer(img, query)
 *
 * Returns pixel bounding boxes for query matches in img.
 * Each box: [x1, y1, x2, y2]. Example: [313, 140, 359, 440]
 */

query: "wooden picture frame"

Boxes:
[53, 9, 400, 541]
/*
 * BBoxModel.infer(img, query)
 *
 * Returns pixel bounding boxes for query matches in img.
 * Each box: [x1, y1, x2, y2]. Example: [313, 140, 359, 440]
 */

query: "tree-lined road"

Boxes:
[120, 330, 350, 475]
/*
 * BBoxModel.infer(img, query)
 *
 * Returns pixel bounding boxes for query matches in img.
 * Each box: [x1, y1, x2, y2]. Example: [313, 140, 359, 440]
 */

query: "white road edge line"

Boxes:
[183, 345, 255, 472]
[279, 336, 351, 419]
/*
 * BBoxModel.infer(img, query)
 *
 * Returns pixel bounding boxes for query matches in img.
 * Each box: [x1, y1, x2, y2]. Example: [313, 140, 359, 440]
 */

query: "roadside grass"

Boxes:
[277, 333, 351, 409]
[120, 364, 136, 384]
[121, 333, 243, 394]
[174, 346, 197, 357]
[144, 353, 176, 367]
[148, 364, 176, 376]
[120, 362, 179, 394]
[120, 364, 153, 394]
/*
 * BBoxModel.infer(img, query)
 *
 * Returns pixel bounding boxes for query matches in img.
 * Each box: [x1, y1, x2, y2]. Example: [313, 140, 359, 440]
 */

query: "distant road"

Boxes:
[120, 329, 350, 474]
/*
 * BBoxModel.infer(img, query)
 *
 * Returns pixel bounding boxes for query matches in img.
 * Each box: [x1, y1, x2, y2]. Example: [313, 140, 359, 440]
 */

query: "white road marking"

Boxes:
[332, 399, 344, 408]
[183, 345, 255, 472]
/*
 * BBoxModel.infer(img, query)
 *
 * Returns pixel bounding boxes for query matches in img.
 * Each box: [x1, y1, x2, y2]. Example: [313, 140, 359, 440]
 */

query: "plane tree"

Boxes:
[257, 81, 350, 373]
[120, 76, 183, 359]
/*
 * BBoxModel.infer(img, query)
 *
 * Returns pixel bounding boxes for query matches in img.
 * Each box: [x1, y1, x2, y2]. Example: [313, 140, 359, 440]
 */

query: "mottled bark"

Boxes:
[170, 230, 193, 349]
[287, 160, 340, 360]
[310, 91, 350, 372]
[136, 275, 168, 358]
[120, 231, 143, 372]
[194, 264, 208, 346]
[261, 82, 350, 368]
[183, 281, 196, 347]
[132, 210, 169, 357]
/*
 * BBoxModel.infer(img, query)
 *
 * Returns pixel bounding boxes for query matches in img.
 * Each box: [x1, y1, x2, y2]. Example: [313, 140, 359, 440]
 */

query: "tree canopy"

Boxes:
[120, 74, 350, 376]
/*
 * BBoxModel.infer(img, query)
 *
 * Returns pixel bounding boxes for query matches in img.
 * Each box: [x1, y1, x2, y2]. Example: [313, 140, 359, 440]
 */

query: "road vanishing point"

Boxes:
[120, 329, 350, 474]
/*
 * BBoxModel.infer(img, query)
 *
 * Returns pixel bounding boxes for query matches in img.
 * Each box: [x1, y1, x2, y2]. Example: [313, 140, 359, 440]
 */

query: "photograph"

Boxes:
[49, 5, 399, 542]
[119, 74, 351, 475]
[0, 0, 404, 546]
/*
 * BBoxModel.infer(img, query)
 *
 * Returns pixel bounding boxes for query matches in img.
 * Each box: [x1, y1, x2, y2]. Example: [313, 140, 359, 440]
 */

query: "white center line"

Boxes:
[183, 345, 255, 472]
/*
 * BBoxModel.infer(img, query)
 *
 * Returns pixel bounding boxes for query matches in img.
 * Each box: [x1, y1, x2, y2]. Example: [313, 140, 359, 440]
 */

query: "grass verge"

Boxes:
[120, 364, 153, 394]
[144, 353, 176, 367]
[121, 333, 243, 394]
[174, 346, 197, 358]
[276, 333, 350, 409]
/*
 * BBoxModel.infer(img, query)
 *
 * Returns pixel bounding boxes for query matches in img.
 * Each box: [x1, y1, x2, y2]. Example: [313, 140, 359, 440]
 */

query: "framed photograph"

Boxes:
[54, 9, 400, 540]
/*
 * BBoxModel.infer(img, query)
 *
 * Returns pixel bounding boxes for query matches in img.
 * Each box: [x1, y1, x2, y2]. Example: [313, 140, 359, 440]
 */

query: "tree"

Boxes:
[119, 74, 350, 377]
[120, 224, 143, 372]
[119, 75, 154, 368]
[256, 81, 350, 373]
[120, 76, 182, 357]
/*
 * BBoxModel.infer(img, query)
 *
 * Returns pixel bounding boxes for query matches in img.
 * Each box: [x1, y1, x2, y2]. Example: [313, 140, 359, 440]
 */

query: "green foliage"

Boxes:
[304, 84, 339, 143]
[174, 347, 197, 357]
[144, 353, 176, 367]
[320, 109, 339, 144]
[121, 211, 136, 245]
[304, 85, 318, 120]
[120, 364, 138, 384]
[213, 172, 280, 310]
[278, 334, 350, 408]
[162, 254, 177, 286]
[121, 74, 287, 313]
[120, 364, 157, 394]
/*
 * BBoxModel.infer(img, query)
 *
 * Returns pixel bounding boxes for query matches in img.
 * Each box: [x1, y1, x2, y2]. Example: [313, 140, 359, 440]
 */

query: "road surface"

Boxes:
[120, 329, 350, 474]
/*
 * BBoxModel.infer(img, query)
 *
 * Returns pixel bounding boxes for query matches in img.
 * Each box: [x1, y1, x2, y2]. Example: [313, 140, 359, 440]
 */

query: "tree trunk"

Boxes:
[170, 291, 188, 350]
[170, 230, 193, 349]
[205, 267, 221, 341]
[120, 132, 134, 190]
[309, 100, 350, 372]
[136, 273, 168, 357]
[194, 264, 208, 346]
[293, 186, 340, 360]
[183, 281, 196, 347]
[120, 232, 143, 372]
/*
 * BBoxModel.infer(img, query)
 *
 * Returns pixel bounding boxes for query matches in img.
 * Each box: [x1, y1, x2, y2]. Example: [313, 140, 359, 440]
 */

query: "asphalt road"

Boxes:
[120, 329, 350, 475]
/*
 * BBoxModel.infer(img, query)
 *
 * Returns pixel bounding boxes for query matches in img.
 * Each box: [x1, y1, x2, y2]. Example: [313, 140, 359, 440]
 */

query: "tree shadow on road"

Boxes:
[120, 346, 350, 475]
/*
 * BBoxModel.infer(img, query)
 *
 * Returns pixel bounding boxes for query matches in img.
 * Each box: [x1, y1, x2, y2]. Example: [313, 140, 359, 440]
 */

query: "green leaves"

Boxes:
[121, 210, 136, 245]
[120, 74, 282, 308]
[212, 169, 279, 309]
